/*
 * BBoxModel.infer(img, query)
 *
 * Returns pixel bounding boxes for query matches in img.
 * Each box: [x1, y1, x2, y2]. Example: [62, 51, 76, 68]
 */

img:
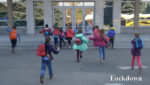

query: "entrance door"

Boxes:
[53, 2, 94, 36]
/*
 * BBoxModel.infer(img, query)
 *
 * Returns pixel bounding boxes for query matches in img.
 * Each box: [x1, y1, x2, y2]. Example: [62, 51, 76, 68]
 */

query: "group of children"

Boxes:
[6, 24, 144, 84]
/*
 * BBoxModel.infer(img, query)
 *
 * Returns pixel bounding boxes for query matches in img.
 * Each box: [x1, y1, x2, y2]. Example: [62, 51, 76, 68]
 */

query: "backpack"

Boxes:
[54, 29, 60, 35]
[37, 44, 45, 56]
[75, 37, 82, 45]
[45, 30, 50, 36]
[9, 29, 17, 40]
[107, 30, 115, 38]
[134, 38, 143, 49]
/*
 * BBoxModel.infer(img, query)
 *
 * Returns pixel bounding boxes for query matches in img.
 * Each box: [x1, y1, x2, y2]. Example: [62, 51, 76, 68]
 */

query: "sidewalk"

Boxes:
[0, 34, 150, 49]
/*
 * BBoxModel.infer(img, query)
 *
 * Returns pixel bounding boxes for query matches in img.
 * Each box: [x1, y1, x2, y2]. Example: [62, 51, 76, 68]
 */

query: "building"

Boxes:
[0, 0, 150, 35]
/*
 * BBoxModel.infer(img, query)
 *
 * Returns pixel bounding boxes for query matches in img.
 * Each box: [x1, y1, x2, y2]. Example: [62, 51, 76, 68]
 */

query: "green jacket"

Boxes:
[73, 34, 88, 52]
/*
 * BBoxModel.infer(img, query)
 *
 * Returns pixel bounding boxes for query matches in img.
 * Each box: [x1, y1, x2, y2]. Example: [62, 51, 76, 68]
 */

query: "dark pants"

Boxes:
[76, 50, 82, 61]
[54, 37, 59, 48]
[67, 38, 72, 46]
[59, 37, 65, 48]
[109, 39, 114, 49]
[11, 39, 17, 48]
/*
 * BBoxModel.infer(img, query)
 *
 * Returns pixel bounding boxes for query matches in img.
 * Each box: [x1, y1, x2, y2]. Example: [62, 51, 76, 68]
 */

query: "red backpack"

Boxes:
[75, 37, 82, 45]
[37, 44, 45, 56]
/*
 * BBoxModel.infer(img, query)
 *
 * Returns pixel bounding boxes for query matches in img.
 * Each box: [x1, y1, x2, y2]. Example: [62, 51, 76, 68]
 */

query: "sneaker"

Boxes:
[50, 76, 53, 80]
[76, 60, 80, 62]
[80, 55, 82, 59]
[100, 60, 103, 64]
[11, 48, 15, 53]
[69, 45, 71, 48]
[139, 68, 142, 73]
[40, 76, 44, 84]
[131, 67, 134, 70]
[57, 47, 60, 51]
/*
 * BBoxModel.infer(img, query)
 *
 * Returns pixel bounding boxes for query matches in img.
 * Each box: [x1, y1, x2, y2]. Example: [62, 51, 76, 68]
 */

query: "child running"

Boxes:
[73, 28, 88, 62]
[66, 26, 74, 48]
[5, 25, 20, 53]
[130, 32, 143, 73]
[53, 25, 60, 50]
[59, 29, 66, 49]
[89, 29, 109, 64]
[107, 24, 115, 49]
[39, 37, 59, 84]
[39, 24, 51, 38]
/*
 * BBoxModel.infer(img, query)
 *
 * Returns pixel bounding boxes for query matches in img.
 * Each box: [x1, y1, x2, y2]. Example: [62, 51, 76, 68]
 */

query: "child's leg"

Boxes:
[80, 51, 83, 58]
[76, 50, 80, 62]
[59, 38, 62, 48]
[131, 56, 136, 68]
[137, 56, 142, 68]
[68, 38, 71, 46]
[62, 38, 65, 45]
[47, 60, 53, 77]
[102, 47, 105, 60]
[41, 60, 46, 78]
[99, 47, 103, 60]
[112, 39, 114, 48]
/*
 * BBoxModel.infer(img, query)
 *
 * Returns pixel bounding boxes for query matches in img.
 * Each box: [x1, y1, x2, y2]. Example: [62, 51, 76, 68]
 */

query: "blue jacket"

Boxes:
[44, 43, 59, 59]
[107, 30, 115, 39]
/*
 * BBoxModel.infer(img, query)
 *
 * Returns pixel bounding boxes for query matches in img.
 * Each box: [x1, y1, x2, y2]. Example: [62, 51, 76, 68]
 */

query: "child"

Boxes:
[59, 29, 66, 49]
[130, 32, 143, 73]
[66, 26, 74, 48]
[73, 28, 88, 62]
[53, 25, 60, 50]
[107, 24, 115, 49]
[92, 26, 100, 47]
[89, 29, 109, 64]
[6, 25, 20, 53]
[93, 26, 100, 36]
[39, 24, 51, 38]
[40, 37, 59, 84]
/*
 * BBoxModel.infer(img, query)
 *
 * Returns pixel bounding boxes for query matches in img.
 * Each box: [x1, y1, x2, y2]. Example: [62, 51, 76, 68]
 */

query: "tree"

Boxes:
[7, 0, 13, 28]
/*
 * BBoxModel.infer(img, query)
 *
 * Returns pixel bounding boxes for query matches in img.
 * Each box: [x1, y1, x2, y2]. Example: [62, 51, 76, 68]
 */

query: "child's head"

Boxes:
[100, 29, 105, 34]
[78, 28, 82, 34]
[45, 24, 48, 28]
[110, 24, 113, 27]
[12, 25, 16, 29]
[45, 37, 51, 43]
[134, 32, 140, 38]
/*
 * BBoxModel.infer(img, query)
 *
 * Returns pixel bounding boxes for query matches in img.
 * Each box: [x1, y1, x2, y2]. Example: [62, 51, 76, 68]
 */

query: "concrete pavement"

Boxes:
[0, 48, 150, 85]
[0, 34, 150, 49]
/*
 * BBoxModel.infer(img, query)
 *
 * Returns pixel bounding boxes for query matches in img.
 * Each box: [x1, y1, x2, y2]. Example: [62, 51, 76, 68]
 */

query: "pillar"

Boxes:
[113, 0, 121, 33]
[26, 0, 35, 34]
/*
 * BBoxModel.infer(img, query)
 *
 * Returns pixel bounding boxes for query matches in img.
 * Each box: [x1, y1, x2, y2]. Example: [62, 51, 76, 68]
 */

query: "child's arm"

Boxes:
[39, 30, 44, 33]
[88, 36, 96, 40]
[5, 27, 11, 32]
[51, 46, 59, 54]
[17, 32, 21, 41]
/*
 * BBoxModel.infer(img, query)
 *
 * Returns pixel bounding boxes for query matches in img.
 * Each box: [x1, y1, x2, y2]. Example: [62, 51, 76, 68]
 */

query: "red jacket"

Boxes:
[39, 28, 51, 36]
[66, 29, 74, 38]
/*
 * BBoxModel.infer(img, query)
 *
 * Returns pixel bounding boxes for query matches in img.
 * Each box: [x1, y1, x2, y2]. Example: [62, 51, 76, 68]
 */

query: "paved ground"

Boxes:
[0, 48, 150, 85]
[0, 34, 150, 49]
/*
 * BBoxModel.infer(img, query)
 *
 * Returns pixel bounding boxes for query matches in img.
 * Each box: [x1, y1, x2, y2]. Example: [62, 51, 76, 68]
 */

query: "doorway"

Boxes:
[53, 2, 95, 36]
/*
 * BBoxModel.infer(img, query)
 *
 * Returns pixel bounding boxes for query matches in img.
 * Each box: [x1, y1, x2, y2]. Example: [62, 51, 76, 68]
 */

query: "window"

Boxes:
[139, 1, 150, 26]
[104, 0, 113, 26]
[13, 0, 26, 26]
[121, 0, 135, 26]
[33, 1, 44, 31]
[0, 1, 8, 26]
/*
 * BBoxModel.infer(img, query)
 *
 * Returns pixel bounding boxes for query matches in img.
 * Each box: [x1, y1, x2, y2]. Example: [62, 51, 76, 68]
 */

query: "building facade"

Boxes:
[0, 0, 150, 34]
